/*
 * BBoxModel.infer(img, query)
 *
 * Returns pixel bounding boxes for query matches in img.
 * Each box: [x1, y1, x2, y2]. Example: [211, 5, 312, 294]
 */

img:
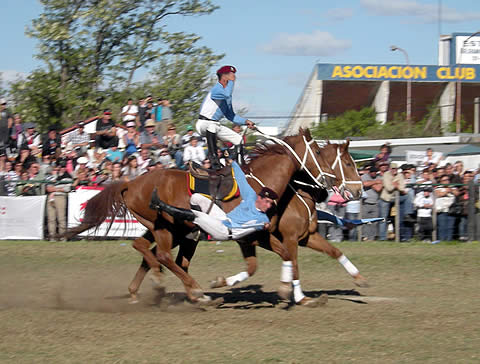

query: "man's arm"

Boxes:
[231, 161, 256, 201]
[211, 82, 247, 125]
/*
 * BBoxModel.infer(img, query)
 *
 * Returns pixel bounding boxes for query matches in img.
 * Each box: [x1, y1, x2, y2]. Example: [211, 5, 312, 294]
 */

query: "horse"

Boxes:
[125, 141, 364, 305]
[65, 128, 341, 303]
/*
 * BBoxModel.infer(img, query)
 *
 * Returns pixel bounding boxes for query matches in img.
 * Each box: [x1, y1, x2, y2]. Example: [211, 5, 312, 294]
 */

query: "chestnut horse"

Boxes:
[66, 129, 339, 303]
[126, 141, 364, 305]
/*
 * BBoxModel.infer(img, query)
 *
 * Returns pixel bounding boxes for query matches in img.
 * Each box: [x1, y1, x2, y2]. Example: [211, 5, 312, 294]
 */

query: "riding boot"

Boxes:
[150, 189, 195, 221]
[206, 130, 222, 170]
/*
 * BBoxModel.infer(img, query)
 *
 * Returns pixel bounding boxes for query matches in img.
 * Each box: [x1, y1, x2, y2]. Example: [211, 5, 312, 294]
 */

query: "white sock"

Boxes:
[225, 271, 249, 286]
[337, 254, 359, 276]
[292, 280, 305, 303]
[281, 261, 293, 283]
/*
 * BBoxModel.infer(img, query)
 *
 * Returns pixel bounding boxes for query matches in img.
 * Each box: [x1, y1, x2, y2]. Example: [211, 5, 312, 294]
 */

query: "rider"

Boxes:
[150, 160, 278, 241]
[196, 65, 256, 169]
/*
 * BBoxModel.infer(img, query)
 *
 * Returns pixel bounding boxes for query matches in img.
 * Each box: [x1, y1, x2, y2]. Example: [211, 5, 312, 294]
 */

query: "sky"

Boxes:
[1, 0, 480, 128]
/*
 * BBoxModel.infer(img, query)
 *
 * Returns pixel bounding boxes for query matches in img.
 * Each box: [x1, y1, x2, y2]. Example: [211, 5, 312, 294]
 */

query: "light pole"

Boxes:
[390, 45, 412, 128]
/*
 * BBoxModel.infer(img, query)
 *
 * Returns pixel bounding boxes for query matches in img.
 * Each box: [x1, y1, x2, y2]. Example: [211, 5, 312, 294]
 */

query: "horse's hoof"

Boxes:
[150, 272, 163, 288]
[210, 276, 227, 289]
[190, 288, 204, 299]
[297, 294, 328, 307]
[277, 282, 292, 300]
[354, 274, 370, 288]
[195, 295, 224, 307]
[128, 294, 139, 305]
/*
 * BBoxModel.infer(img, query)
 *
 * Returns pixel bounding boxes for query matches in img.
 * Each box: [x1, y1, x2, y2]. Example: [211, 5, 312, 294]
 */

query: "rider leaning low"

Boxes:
[196, 65, 255, 169]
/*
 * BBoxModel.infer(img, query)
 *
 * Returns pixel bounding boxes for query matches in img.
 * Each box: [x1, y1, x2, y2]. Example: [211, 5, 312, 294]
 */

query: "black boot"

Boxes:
[206, 130, 222, 170]
[150, 189, 195, 221]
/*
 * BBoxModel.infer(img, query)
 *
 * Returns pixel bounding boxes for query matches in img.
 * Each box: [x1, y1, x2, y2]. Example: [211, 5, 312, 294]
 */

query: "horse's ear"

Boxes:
[345, 138, 350, 149]
[326, 139, 331, 145]
[298, 127, 304, 135]
[303, 128, 312, 139]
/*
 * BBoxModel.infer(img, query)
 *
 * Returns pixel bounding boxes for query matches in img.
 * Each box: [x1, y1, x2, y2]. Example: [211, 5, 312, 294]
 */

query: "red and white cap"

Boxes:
[216, 65, 236, 75]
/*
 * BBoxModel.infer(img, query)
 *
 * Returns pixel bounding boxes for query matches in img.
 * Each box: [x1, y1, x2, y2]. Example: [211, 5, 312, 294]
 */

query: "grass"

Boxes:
[0, 240, 479, 363]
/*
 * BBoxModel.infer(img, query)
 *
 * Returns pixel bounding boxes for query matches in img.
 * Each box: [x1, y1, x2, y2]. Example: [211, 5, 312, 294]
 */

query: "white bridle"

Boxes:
[263, 134, 336, 189]
[330, 145, 363, 198]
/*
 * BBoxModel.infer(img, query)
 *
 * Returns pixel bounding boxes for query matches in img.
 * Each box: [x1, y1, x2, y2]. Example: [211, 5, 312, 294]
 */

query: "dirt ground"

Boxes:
[0, 240, 479, 363]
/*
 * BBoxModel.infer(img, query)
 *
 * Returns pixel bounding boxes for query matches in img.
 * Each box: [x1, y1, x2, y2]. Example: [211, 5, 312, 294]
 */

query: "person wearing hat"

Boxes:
[361, 165, 383, 241]
[42, 126, 61, 158]
[67, 121, 90, 156]
[0, 98, 13, 155]
[414, 186, 434, 241]
[378, 162, 407, 241]
[17, 123, 41, 156]
[95, 109, 119, 150]
[150, 160, 278, 242]
[181, 125, 203, 147]
[123, 121, 139, 156]
[196, 65, 256, 169]
[140, 119, 164, 152]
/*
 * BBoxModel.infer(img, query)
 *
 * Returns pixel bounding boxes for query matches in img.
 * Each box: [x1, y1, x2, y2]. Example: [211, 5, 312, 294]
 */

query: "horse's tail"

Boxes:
[63, 181, 129, 240]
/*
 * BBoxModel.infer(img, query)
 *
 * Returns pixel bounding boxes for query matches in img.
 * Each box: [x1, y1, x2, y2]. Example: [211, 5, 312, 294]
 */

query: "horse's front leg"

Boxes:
[210, 241, 257, 288]
[305, 232, 369, 287]
[266, 234, 294, 301]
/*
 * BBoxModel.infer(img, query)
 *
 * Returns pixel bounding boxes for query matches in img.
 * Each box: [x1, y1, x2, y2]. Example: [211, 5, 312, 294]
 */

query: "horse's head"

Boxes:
[282, 128, 338, 189]
[320, 140, 363, 200]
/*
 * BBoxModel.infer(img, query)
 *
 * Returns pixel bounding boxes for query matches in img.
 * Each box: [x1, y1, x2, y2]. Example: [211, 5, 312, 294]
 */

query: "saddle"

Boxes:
[187, 162, 239, 201]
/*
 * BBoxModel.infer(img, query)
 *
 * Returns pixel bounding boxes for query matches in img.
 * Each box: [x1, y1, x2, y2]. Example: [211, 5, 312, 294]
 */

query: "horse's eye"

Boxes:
[315, 150, 321, 155]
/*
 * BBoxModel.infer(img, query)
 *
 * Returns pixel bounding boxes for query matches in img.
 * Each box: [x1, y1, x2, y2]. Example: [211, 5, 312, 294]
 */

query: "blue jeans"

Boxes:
[437, 213, 455, 241]
[174, 150, 184, 169]
[458, 216, 468, 239]
[378, 199, 392, 241]
[399, 194, 413, 241]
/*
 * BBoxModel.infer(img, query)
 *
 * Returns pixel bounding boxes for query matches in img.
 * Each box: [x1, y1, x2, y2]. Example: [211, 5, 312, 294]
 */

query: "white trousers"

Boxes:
[196, 119, 243, 146]
[190, 193, 256, 240]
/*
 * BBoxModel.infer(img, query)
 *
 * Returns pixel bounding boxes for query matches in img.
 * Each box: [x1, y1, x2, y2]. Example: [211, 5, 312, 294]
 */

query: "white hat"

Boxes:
[126, 121, 136, 128]
[77, 156, 89, 164]
[0, 98, 6, 104]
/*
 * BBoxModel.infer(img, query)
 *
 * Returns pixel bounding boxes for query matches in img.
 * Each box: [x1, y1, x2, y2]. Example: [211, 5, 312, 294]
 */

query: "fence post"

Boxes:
[432, 197, 437, 242]
[395, 191, 400, 242]
[468, 181, 476, 241]
[357, 202, 363, 242]
[475, 97, 480, 135]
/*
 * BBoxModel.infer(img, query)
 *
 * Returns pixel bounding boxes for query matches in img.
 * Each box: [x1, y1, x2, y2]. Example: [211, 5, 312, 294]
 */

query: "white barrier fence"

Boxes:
[0, 186, 147, 240]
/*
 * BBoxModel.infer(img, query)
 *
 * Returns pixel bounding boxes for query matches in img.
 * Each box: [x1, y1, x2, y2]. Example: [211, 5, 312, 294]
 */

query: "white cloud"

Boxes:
[0, 70, 27, 84]
[325, 7, 354, 21]
[361, 0, 480, 23]
[259, 31, 352, 57]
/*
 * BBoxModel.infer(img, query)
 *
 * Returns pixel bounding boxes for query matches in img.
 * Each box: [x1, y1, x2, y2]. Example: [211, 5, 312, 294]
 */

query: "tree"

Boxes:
[10, 0, 220, 127]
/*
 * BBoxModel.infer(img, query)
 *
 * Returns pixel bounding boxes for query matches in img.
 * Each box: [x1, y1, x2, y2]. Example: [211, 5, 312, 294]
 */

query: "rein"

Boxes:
[329, 145, 363, 198]
[253, 128, 335, 189]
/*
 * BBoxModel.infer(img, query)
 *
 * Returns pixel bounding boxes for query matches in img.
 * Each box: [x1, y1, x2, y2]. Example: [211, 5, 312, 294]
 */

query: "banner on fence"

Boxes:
[68, 187, 147, 238]
[406, 150, 443, 166]
[0, 196, 46, 240]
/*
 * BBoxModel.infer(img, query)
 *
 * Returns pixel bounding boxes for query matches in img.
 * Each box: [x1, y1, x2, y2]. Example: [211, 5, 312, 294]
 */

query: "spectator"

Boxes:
[72, 170, 91, 188]
[110, 162, 123, 182]
[95, 109, 119, 150]
[326, 191, 347, 243]
[378, 160, 389, 176]
[421, 147, 442, 168]
[123, 121, 139, 156]
[161, 99, 173, 127]
[9, 113, 23, 153]
[202, 159, 212, 169]
[361, 166, 382, 241]
[414, 187, 434, 241]
[121, 98, 138, 126]
[378, 162, 406, 241]
[122, 155, 141, 181]
[345, 199, 360, 241]
[144, 99, 155, 124]
[4, 160, 19, 196]
[153, 97, 166, 136]
[373, 143, 391, 167]
[456, 171, 476, 241]
[434, 175, 457, 241]
[67, 121, 90, 156]
[42, 126, 61, 158]
[73, 156, 89, 178]
[39, 154, 53, 176]
[17, 123, 41, 155]
[0, 99, 13, 155]
[157, 148, 176, 169]
[45, 164, 72, 241]
[416, 168, 433, 185]
[140, 119, 164, 152]
[453, 161, 464, 178]
[183, 136, 206, 166]
[146, 159, 157, 172]
[181, 125, 202, 147]
[15, 145, 37, 170]
[137, 148, 152, 173]
[137, 98, 148, 131]
[105, 144, 123, 163]
[163, 123, 183, 168]
[445, 163, 462, 184]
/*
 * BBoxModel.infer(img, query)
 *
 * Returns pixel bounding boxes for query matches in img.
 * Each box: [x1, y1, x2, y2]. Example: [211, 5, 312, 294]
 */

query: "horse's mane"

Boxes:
[245, 134, 299, 166]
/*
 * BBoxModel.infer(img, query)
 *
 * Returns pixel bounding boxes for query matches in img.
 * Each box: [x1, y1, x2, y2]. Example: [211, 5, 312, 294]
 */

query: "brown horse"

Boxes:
[66, 129, 340, 303]
[126, 141, 364, 305]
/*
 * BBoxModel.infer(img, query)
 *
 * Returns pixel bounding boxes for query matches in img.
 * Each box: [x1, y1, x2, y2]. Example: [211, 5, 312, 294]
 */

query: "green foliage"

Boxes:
[8, 0, 221, 129]
[312, 107, 379, 139]
[312, 106, 445, 140]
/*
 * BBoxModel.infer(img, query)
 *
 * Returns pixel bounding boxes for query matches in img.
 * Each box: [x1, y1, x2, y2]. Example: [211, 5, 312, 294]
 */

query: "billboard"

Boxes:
[455, 35, 480, 65]
[316, 63, 480, 82]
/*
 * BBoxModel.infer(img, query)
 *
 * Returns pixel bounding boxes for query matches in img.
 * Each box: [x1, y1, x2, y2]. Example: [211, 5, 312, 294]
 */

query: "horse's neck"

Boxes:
[247, 154, 297, 198]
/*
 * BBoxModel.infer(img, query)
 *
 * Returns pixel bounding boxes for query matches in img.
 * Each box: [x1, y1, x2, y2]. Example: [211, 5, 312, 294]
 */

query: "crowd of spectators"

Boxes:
[0, 97, 232, 240]
[318, 144, 480, 243]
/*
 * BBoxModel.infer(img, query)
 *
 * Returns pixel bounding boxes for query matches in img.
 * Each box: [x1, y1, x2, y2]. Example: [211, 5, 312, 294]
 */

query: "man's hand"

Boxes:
[264, 222, 270, 230]
[246, 120, 256, 129]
